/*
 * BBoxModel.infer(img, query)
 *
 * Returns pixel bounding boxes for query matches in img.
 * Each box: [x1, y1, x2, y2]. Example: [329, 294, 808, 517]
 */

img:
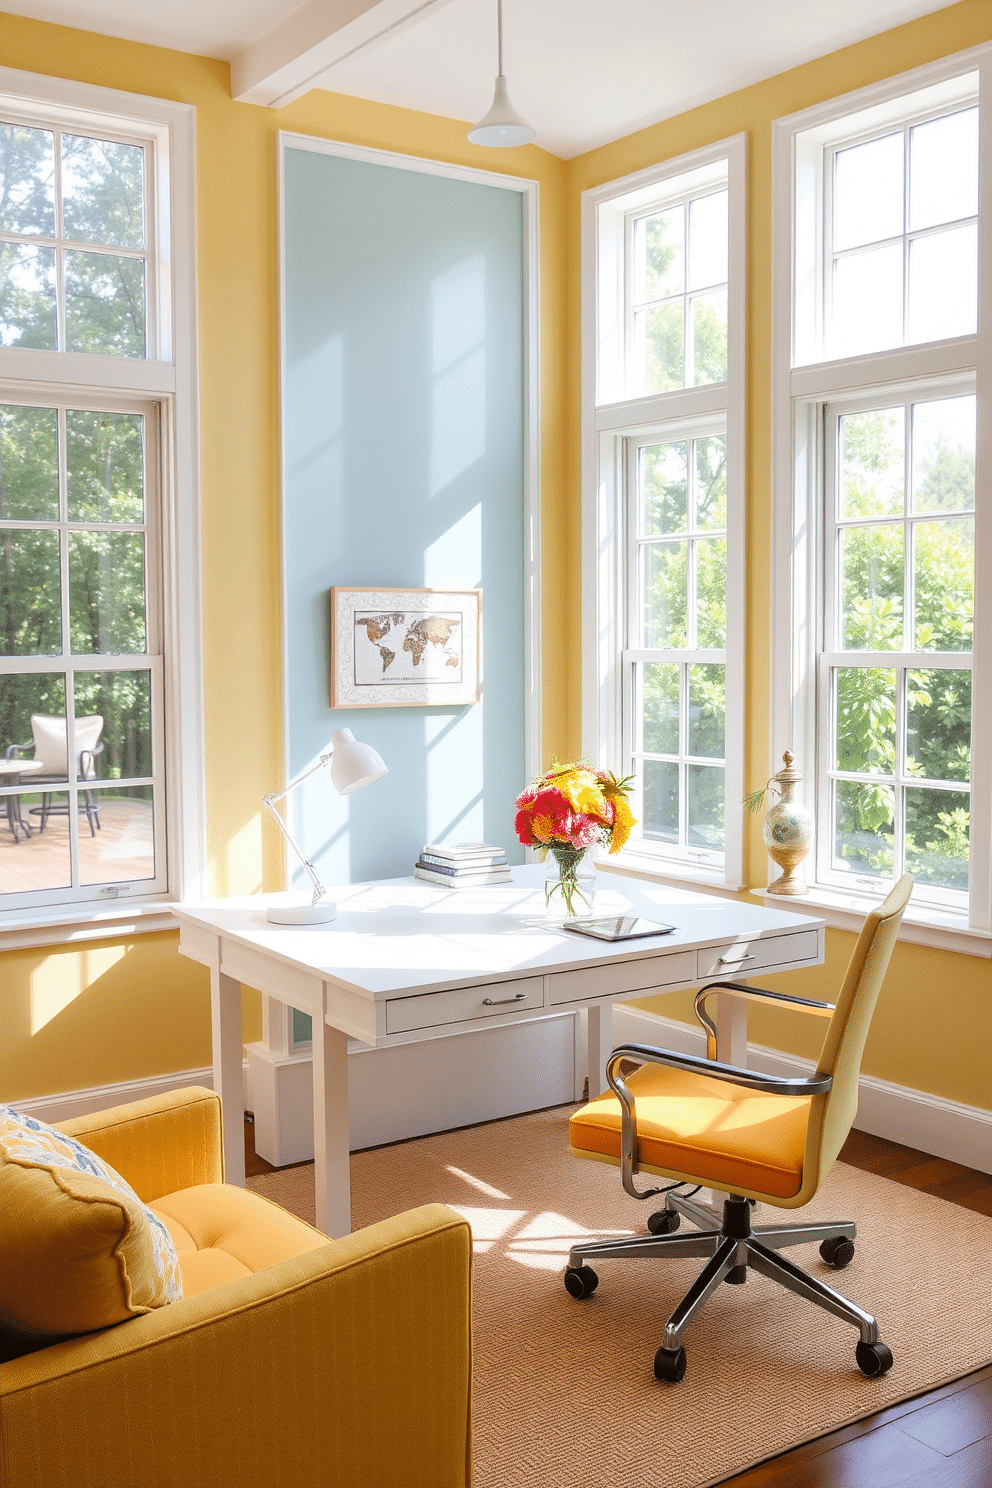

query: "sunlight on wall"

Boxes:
[30, 943, 125, 1036]
[426, 709, 485, 842]
[215, 812, 264, 898]
[425, 502, 482, 587]
[431, 255, 486, 495]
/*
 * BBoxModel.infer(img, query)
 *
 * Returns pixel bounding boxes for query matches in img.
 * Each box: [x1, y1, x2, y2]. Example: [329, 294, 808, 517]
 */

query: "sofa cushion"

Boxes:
[150, 1183, 329, 1298]
[0, 1106, 183, 1341]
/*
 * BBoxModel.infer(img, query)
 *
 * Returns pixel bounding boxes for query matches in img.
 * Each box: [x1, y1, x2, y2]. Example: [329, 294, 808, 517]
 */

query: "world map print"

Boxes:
[354, 610, 462, 684]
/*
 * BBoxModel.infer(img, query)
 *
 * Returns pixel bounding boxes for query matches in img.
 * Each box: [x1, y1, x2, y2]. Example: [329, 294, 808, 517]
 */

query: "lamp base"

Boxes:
[266, 900, 338, 925]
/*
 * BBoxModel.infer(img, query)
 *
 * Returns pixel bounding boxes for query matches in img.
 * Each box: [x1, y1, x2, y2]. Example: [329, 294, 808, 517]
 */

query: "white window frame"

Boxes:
[771, 43, 992, 954]
[582, 134, 746, 890]
[0, 68, 203, 948]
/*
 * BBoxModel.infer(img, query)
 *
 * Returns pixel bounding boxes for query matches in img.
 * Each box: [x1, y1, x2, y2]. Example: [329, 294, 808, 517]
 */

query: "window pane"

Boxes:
[687, 763, 724, 850]
[0, 674, 66, 769]
[913, 518, 973, 651]
[636, 301, 684, 393]
[0, 788, 71, 890]
[695, 537, 727, 647]
[840, 525, 904, 650]
[908, 225, 977, 344]
[65, 250, 145, 356]
[0, 531, 61, 654]
[68, 531, 146, 653]
[832, 242, 903, 357]
[67, 410, 144, 523]
[907, 669, 970, 783]
[0, 243, 56, 349]
[642, 662, 679, 755]
[839, 407, 904, 519]
[688, 190, 727, 290]
[61, 135, 144, 250]
[0, 405, 58, 520]
[905, 786, 969, 891]
[694, 436, 726, 530]
[833, 133, 903, 251]
[688, 664, 724, 758]
[641, 441, 686, 535]
[635, 206, 683, 302]
[79, 784, 155, 886]
[911, 395, 975, 513]
[75, 669, 151, 779]
[643, 759, 679, 843]
[835, 667, 896, 775]
[909, 109, 978, 233]
[833, 778, 894, 879]
[643, 541, 686, 647]
[0, 123, 55, 236]
[690, 288, 727, 385]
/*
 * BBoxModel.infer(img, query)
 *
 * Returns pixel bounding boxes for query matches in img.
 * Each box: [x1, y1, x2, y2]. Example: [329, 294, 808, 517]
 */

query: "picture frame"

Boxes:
[330, 587, 482, 708]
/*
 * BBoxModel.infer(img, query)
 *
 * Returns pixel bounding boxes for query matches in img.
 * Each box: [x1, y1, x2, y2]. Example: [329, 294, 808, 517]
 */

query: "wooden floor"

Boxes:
[243, 1118, 992, 1485]
[0, 796, 153, 892]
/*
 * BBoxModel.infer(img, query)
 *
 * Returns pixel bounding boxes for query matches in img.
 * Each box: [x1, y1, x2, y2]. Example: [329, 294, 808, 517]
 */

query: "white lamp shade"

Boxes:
[468, 76, 536, 147]
[328, 728, 388, 795]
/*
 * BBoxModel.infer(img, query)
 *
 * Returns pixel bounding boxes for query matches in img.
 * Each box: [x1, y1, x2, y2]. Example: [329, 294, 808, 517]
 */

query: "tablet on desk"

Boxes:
[562, 916, 677, 942]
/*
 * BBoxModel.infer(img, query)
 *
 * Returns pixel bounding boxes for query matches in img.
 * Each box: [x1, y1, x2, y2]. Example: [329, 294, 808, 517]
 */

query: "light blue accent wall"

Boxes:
[281, 145, 527, 889]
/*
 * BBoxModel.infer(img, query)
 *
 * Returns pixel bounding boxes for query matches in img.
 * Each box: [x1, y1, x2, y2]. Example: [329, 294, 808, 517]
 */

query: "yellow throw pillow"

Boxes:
[0, 1105, 183, 1342]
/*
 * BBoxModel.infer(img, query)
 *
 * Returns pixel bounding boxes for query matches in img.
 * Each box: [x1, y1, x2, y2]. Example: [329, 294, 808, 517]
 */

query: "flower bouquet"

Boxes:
[514, 760, 635, 918]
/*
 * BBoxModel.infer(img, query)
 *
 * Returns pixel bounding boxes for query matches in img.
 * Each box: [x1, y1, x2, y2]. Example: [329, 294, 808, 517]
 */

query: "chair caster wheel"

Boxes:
[654, 1345, 687, 1383]
[648, 1208, 681, 1235]
[856, 1340, 893, 1377]
[820, 1236, 855, 1269]
[564, 1265, 598, 1300]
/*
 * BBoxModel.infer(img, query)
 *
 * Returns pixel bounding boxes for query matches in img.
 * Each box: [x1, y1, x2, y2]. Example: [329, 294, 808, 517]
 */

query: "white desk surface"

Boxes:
[173, 863, 824, 1002]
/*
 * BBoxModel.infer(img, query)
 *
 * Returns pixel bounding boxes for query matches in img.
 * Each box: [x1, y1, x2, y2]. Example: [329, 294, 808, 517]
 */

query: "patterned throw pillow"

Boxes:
[0, 1105, 183, 1341]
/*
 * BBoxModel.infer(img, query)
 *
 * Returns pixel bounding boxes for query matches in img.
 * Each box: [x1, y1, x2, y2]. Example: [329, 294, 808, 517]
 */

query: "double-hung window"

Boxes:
[0, 69, 201, 934]
[583, 137, 745, 888]
[772, 46, 991, 945]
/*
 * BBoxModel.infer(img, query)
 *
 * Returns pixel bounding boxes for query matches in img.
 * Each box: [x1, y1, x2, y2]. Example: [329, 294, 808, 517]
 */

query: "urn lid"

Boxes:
[770, 750, 804, 788]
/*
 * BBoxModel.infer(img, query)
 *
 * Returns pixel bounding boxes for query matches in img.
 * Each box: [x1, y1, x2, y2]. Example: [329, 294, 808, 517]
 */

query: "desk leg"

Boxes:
[586, 1002, 614, 1097]
[312, 1014, 351, 1239]
[714, 989, 748, 1066]
[211, 967, 246, 1189]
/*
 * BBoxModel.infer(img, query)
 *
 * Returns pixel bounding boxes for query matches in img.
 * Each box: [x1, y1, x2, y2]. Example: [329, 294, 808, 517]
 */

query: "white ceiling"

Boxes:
[2, 0, 964, 157]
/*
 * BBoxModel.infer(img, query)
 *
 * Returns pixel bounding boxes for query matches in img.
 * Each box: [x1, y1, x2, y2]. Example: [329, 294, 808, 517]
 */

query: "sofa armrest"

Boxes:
[0, 1203, 472, 1488]
[56, 1086, 223, 1202]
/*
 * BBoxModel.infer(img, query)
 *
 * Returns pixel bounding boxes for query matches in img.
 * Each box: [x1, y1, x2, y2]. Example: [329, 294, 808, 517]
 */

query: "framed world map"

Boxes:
[330, 587, 482, 708]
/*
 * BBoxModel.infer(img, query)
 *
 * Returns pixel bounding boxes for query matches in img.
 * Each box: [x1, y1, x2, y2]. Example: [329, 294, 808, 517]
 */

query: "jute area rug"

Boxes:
[248, 1106, 992, 1488]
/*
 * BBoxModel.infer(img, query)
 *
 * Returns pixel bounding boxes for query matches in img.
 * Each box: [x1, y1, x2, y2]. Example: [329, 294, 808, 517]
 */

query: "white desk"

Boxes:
[173, 865, 824, 1236]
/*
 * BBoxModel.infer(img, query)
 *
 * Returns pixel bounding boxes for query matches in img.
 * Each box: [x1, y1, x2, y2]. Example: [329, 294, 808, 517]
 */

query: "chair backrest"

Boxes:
[801, 873, 913, 1197]
[30, 714, 103, 778]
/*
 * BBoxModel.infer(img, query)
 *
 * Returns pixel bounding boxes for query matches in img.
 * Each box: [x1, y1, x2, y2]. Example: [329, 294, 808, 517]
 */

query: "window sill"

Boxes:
[597, 849, 747, 898]
[750, 883, 991, 958]
[0, 900, 179, 951]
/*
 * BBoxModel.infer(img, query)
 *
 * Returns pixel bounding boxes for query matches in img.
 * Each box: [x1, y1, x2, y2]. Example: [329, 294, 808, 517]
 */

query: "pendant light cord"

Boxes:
[497, 0, 504, 76]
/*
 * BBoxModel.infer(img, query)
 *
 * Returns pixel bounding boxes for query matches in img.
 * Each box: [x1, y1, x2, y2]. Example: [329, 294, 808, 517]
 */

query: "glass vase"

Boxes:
[544, 845, 596, 921]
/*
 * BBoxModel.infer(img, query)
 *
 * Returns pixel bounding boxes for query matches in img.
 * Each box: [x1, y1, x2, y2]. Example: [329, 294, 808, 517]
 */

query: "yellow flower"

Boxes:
[607, 794, 635, 853]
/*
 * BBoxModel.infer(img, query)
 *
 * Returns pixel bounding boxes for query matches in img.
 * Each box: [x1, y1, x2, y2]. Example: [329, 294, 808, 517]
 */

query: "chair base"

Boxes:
[566, 1191, 892, 1381]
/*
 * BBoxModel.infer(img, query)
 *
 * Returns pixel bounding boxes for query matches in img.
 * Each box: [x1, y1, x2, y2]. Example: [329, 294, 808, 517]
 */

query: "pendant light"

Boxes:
[468, 0, 536, 147]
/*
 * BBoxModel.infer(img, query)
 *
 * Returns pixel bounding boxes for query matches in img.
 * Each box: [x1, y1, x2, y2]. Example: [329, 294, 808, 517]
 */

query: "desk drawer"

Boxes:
[385, 976, 545, 1034]
[549, 952, 695, 1007]
[696, 929, 820, 981]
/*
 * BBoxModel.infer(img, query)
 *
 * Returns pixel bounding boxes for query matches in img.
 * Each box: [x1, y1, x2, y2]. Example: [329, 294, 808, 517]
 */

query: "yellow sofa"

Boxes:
[0, 1086, 473, 1488]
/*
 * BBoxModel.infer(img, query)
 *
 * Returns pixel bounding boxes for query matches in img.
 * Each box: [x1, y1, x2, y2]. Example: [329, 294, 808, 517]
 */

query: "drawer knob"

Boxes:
[719, 951, 755, 965]
[482, 991, 529, 1005]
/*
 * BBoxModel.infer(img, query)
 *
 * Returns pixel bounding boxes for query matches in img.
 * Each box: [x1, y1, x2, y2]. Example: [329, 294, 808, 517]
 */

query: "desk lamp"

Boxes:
[263, 728, 388, 924]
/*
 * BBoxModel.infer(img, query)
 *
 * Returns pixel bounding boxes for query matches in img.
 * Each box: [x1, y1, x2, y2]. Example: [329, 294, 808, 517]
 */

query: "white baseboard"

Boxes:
[8, 1064, 251, 1126]
[612, 1005, 992, 1177]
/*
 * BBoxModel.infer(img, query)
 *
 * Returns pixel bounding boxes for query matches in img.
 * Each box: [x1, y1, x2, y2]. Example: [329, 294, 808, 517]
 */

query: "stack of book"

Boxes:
[414, 842, 511, 887]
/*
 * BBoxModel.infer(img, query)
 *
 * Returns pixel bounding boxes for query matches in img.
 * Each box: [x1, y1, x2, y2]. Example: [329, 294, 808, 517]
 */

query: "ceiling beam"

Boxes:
[231, 0, 457, 108]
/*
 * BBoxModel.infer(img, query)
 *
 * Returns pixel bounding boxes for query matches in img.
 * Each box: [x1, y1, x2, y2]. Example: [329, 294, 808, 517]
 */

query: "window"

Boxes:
[773, 46, 991, 945]
[0, 69, 200, 935]
[583, 137, 745, 888]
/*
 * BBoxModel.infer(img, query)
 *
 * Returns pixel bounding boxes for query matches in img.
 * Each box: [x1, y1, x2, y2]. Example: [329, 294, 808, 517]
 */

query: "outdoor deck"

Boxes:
[0, 795, 154, 894]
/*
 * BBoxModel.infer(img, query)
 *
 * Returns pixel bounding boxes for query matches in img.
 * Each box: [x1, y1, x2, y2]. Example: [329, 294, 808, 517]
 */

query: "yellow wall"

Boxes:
[567, 0, 992, 1110]
[0, 3, 989, 1117]
[0, 14, 568, 1103]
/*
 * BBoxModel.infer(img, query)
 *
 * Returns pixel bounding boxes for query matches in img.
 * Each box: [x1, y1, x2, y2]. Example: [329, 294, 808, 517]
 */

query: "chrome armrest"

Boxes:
[693, 979, 835, 1062]
[5, 741, 32, 760]
[604, 1041, 832, 1201]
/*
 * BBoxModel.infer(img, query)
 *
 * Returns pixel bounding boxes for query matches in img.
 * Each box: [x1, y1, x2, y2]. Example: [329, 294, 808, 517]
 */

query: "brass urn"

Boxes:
[762, 752, 814, 896]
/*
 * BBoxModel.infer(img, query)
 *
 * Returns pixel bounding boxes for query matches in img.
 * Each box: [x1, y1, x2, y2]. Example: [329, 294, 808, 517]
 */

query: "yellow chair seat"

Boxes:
[150, 1184, 329, 1297]
[570, 1061, 812, 1199]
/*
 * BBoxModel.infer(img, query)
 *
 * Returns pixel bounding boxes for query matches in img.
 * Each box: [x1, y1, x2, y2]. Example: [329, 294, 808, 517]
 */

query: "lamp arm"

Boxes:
[262, 759, 333, 906]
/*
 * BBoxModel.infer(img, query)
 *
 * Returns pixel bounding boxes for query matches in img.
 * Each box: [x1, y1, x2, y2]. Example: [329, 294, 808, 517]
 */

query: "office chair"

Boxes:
[565, 874, 913, 1383]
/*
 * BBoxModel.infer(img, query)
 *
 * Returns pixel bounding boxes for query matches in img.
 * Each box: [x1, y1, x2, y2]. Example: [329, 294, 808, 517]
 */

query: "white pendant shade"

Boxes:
[468, 75, 536, 147]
